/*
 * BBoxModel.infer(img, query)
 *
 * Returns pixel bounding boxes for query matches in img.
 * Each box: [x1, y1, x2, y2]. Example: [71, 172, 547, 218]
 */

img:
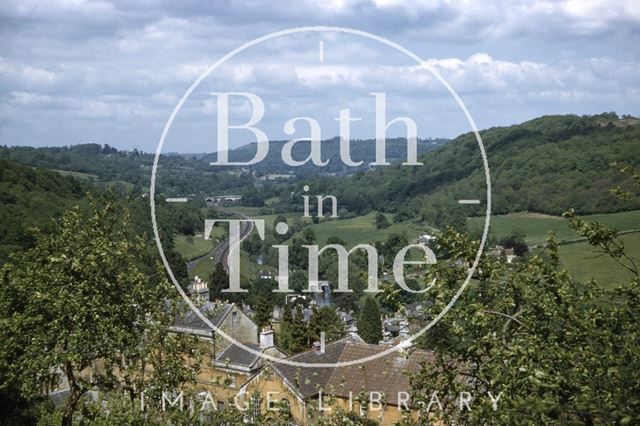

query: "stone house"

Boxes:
[169, 302, 286, 409]
[239, 337, 435, 425]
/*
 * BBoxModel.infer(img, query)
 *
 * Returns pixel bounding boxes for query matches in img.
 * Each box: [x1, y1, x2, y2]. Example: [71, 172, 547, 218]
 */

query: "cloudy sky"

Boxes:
[0, 0, 638, 153]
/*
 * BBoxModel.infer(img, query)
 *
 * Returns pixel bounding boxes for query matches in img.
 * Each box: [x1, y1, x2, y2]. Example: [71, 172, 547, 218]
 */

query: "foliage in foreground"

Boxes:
[0, 198, 200, 426]
[410, 164, 640, 425]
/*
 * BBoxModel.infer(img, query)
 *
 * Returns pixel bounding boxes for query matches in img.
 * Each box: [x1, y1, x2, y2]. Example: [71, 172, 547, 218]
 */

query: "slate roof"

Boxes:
[270, 338, 436, 405]
[384, 318, 401, 333]
[214, 341, 263, 370]
[171, 302, 233, 334]
[271, 338, 350, 399]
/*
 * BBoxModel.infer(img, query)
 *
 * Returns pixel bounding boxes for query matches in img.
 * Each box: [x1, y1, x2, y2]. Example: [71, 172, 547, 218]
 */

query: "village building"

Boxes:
[187, 275, 209, 305]
[239, 336, 435, 425]
[164, 292, 438, 425]
[169, 302, 286, 408]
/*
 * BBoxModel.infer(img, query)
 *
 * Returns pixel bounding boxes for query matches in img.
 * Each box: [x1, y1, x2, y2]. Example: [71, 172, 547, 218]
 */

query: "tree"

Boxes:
[289, 269, 309, 293]
[0, 198, 198, 426]
[308, 306, 345, 344]
[247, 278, 285, 310]
[376, 281, 419, 314]
[208, 262, 230, 302]
[326, 236, 347, 246]
[409, 169, 640, 426]
[277, 304, 294, 352]
[291, 306, 310, 353]
[168, 203, 203, 236]
[499, 227, 529, 256]
[278, 305, 308, 354]
[253, 296, 272, 330]
[242, 232, 263, 257]
[358, 297, 383, 344]
[374, 212, 390, 229]
[380, 232, 408, 269]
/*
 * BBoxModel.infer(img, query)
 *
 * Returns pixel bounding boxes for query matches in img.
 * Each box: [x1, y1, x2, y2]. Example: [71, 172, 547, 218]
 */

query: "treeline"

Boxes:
[0, 143, 257, 198]
[201, 137, 448, 176]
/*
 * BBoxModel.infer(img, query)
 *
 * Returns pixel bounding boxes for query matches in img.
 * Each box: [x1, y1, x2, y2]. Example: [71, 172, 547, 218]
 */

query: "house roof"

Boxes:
[214, 341, 285, 372]
[171, 302, 234, 335]
[269, 338, 436, 405]
[215, 341, 264, 369]
[337, 310, 354, 324]
[271, 338, 352, 399]
[384, 318, 401, 333]
[326, 343, 436, 406]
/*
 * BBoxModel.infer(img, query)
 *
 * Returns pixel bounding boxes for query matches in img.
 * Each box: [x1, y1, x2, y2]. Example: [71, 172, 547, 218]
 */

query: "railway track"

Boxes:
[187, 208, 254, 274]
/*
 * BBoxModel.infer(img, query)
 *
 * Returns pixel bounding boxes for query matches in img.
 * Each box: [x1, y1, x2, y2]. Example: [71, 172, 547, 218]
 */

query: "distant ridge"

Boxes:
[306, 113, 640, 217]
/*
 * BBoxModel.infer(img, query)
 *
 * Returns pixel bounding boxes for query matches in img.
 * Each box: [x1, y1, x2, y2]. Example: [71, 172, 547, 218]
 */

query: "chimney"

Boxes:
[313, 332, 326, 354]
[259, 329, 274, 349]
[399, 319, 410, 339]
[347, 325, 359, 340]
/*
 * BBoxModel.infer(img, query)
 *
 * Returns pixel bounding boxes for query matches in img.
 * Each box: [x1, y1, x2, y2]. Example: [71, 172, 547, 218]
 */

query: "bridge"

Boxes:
[205, 195, 242, 205]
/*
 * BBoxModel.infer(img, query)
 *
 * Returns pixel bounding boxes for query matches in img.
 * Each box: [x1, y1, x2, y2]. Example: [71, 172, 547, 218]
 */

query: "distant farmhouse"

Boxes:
[416, 234, 436, 244]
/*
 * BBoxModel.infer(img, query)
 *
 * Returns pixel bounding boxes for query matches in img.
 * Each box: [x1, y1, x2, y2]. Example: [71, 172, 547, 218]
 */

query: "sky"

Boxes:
[0, 0, 639, 153]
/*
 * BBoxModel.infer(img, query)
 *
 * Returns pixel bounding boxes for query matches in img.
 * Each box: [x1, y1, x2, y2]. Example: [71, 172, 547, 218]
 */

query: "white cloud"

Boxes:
[22, 66, 57, 84]
[0, 1, 638, 150]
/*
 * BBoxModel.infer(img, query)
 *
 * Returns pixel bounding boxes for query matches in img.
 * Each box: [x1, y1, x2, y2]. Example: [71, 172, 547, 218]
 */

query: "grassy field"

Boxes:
[300, 212, 428, 247]
[468, 210, 640, 246]
[212, 206, 640, 290]
[558, 232, 640, 289]
[235, 207, 640, 248]
[225, 206, 265, 216]
[229, 206, 430, 247]
[189, 257, 212, 280]
[174, 234, 215, 261]
[227, 207, 303, 232]
[188, 249, 272, 282]
[51, 169, 98, 180]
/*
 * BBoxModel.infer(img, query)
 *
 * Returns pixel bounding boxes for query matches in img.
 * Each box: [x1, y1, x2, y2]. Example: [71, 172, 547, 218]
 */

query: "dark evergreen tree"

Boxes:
[308, 306, 345, 344]
[358, 297, 383, 344]
[253, 296, 272, 330]
[499, 228, 529, 256]
[208, 262, 229, 302]
[277, 304, 294, 352]
[278, 304, 309, 354]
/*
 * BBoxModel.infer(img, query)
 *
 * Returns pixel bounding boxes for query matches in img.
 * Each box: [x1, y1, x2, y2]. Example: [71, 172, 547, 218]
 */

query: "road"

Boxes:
[187, 207, 254, 274]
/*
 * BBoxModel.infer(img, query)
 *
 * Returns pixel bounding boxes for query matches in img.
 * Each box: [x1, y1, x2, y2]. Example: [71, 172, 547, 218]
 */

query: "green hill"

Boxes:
[307, 113, 640, 222]
[0, 159, 88, 263]
[0, 143, 259, 199]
